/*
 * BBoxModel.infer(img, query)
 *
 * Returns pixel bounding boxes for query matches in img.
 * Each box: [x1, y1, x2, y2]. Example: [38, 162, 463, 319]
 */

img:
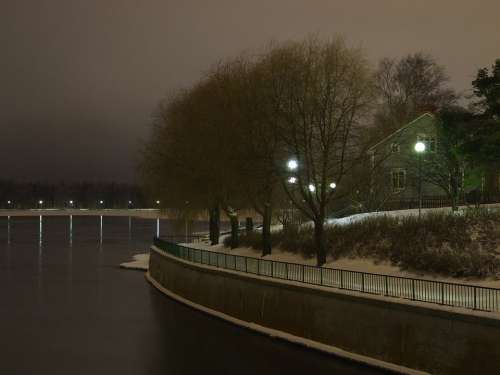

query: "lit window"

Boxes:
[391, 169, 406, 192]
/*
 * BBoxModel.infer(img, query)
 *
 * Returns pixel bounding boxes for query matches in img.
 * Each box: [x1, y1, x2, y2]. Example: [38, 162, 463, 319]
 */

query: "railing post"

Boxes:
[412, 279, 415, 300]
[340, 270, 343, 289]
[361, 273, 365, 292]
[385, 275, 388, 296]
[285, 262, 288, 280]
[474, 287, 477, 310]
[320, 267, 323, 286]
[441, 283, 444, 305]
[245, 257, 247, 273]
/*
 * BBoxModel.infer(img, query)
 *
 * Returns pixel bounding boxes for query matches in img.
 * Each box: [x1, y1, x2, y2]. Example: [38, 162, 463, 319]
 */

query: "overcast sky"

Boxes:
[1, 0, 499, 183]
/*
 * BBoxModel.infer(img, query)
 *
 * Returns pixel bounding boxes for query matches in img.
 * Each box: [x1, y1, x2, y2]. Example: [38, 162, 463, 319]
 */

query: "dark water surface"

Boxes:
[0, 216, 385, 375]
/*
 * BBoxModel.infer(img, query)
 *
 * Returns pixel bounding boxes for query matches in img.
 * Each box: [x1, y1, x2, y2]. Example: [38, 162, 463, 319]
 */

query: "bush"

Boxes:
[233, 209, 500, 278]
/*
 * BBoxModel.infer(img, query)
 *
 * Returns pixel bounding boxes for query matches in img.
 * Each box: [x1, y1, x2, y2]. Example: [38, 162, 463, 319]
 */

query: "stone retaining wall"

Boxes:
[148, 246, 500, 374]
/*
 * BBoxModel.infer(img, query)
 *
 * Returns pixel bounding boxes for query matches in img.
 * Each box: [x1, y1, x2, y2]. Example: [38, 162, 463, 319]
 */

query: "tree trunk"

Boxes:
[229, 213, 239, 249]
[451, 173, 459, 212]
[261, 204, 272, 256]
[209, 205, 220, 245]
[245, 217, 253, 234]
[314, 218, 327, 266]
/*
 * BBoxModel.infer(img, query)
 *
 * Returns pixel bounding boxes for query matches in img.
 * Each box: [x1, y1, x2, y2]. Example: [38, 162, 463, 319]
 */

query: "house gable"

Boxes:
[368, 112, 437, 154]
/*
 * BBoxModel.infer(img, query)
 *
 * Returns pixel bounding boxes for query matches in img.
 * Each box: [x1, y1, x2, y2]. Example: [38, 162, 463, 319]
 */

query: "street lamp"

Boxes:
[38, 200, 43, 208]
[308, 184, 316, 192]
[287, 159, 298, 171]
[415, 141, 426, 153]
[288, 176, 297, 184]
[415, 141, 426, 218]
[329, 182, 337, 189]
[156, 200, 160, 205]
[69, 200, 74, 206]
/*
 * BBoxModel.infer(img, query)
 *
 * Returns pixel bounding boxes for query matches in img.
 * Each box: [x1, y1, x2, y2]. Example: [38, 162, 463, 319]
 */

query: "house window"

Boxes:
[391, 169, 406, 192]
[417, 134, 437, 152]
[390, 143, 400, 153]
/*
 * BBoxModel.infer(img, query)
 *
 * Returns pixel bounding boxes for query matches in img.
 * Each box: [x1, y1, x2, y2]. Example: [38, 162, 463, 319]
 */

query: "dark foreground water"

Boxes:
[0, 216, 385, 375]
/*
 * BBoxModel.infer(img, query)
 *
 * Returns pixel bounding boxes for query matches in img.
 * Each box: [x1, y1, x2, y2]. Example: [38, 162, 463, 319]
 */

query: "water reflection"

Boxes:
[99, 215, 103, 244]
[39, 215, 42, 245]
[7, 216, 10, 244]
[69, 215, 73, 245]
[38, 216, 43, 306]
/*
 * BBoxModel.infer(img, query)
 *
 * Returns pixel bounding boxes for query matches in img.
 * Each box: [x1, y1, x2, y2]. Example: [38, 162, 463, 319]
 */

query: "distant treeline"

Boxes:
[0, 180, 151, 209]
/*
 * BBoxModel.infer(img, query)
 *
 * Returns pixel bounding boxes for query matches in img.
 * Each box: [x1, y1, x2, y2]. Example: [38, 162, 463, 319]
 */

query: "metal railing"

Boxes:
[153, 237, 500, 313]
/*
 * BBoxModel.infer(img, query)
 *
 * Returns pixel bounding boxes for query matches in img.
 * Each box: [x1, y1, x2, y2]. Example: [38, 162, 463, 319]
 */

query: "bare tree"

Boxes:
[263, 37, 375, 265]
[373, 52, 457, 139]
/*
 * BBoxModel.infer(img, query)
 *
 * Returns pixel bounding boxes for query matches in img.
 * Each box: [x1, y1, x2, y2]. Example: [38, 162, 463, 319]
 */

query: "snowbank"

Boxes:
[120, 253, 149, 270]
[327, 203, 500, 226]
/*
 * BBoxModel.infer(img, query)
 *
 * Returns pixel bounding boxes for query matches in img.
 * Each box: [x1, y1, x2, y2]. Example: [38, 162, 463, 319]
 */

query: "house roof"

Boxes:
[367, 112, 435, 152]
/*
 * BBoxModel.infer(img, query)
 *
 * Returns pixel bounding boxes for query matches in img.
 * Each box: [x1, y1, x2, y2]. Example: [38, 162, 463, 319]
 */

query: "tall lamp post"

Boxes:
[414, 141, 426, 218]
[286, 159, 299, 227]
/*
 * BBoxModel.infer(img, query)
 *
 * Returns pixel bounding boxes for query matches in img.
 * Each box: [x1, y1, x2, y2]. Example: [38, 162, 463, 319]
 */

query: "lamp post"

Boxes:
[415, 141, 426, 218]
[286, 159, 299, 227]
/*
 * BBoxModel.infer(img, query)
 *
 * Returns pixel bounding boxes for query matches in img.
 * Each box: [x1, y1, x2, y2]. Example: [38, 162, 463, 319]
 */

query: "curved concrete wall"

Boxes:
[148, 246, 500, 375]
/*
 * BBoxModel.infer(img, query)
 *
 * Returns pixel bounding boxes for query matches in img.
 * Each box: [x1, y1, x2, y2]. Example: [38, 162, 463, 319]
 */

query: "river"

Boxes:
[0, 215, 386, 374]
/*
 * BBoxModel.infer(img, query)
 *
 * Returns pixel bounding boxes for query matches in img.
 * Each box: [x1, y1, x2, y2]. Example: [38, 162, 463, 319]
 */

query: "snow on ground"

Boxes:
[120, 253, 149, 270]
[178, 203, 500, 287]
[327, 203, 500, 226]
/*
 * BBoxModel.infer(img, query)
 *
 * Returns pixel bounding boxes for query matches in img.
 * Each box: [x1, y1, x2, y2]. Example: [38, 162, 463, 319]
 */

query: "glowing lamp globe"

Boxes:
[287, 159, 298, 171]
[415, 141, 426, 153]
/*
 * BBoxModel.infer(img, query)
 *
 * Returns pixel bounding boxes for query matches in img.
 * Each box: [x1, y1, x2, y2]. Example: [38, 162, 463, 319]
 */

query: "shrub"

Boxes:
[232, 209, 500, 278]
